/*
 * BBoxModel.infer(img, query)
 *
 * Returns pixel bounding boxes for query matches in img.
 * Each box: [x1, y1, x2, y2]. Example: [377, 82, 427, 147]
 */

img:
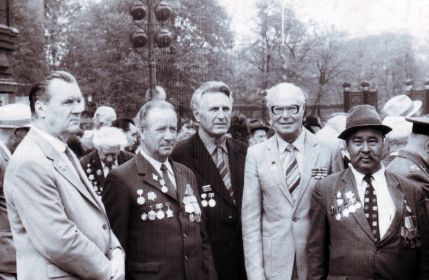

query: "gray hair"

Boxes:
[136, 100, 176, 130]
[29, 71, 78, 115]
[190, 81, 233, 111]
[92, 126, 127, 150]
[265, 83, 306, 106]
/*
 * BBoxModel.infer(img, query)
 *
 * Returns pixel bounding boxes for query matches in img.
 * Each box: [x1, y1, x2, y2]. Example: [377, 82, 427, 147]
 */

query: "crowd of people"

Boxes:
[0, 70, 428, 280]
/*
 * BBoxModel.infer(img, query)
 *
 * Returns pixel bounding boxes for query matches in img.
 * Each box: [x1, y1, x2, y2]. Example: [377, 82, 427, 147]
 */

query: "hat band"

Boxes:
[401, 104, 416, 117]
[412, 123, 429, 136]
[0, 118, 31, 127]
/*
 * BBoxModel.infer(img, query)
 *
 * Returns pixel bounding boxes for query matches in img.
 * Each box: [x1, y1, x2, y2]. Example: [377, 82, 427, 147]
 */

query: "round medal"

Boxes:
[335, 213, 341, 221]
[137, 197, 145, 205]
[148, 210, 156, 221]
[208, 199, 216, 208]
[157, 210, 165, 220]
[161, 186, 168, 193]
[141, 212, 148, 221]
[189, 213, 195, 222]
[201, 200, 208, 208]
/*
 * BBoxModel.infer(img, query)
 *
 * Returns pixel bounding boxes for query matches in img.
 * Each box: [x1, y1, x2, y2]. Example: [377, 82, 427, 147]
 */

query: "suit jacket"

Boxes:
[242, 129, 342, 280]
[171, 134, 247, 280]
[80, 149, 134, 195]
[102, 153, 217, 280]
[3, 128, 122, 280]
[387, 150, 429, 197]
[0, 143, 15, 274]
[307, 168, 429, 280]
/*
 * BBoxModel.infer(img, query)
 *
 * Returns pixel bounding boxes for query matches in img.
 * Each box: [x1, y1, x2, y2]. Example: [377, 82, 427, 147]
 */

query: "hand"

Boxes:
[110, 249, 125, 280]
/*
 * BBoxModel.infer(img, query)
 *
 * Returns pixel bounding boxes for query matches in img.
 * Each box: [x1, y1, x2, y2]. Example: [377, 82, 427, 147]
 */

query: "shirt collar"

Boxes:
[0, 142, 11, 158]
[139, 149, 173, 176]
[276, 129, 305, 153]
[31, 126, 67, 153]
[198, 130, 228, 156]
[350, 163, 385, 186]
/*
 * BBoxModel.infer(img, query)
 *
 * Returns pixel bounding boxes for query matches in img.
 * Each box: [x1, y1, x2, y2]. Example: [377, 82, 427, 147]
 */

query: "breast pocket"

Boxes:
[128, 261, 160, 280]
[46, 263, 75, 279]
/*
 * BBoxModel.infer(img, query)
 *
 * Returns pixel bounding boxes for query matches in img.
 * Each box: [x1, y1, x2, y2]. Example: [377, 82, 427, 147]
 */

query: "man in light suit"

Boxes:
[242, 83, 342, 280]
[102, 100, 217, 280]
[0, 104, 31, 280]
[307, 105, 429, 279]
[4, 71, 125, 280]
[172, 81, 247, 280]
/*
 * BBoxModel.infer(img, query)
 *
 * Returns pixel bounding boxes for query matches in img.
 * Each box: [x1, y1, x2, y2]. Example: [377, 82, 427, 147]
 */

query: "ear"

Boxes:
[425, 140, 429, 153]
[34, 100, 46, 118]
[193, 108, 200, 123]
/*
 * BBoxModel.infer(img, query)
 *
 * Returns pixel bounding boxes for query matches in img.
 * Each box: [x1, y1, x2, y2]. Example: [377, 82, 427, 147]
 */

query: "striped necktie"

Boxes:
[285, 144, 300, 196]
[363, 175, 380, 242]
[216, 146, 235, 204]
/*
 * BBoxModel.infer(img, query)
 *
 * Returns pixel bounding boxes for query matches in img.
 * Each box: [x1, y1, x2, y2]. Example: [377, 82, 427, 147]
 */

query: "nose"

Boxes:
[164, 130, 177, 141]
[216, 108, 226, 119]
[362, 141, 370, 152]
[281, 109, 291, 118]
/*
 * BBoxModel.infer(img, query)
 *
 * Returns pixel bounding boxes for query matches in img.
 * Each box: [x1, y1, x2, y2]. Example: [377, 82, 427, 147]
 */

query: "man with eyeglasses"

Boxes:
[241, 82, 342, 280]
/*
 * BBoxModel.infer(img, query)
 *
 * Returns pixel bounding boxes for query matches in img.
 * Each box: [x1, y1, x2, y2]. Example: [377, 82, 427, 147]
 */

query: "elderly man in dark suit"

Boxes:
[102, 100, 217, 280]
[80, 126, 134, 196]
[307, 105, 429, 280]
[0, 104, 31, 280]
[171, 81, 247, 280]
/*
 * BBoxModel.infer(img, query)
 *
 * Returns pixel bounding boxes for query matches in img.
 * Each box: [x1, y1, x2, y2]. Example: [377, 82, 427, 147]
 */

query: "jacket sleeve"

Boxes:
[5, 160, 111, 280]
[415, 184, 429, 279]
[241, 147, 265, 280]
[102, 170, 130, 252]
[307, 181, 330, 280]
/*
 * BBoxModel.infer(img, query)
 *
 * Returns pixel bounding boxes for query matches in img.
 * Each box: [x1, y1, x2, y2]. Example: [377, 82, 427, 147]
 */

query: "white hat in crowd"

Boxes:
[0, 103, 32, 128]
[382, 95, 422, 118]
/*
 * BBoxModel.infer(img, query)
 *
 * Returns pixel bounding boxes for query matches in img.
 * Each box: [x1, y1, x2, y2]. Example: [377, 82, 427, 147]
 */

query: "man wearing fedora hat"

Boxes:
[0, 103, 31, 280]
[248, 119, 269, 146]
[382, 94, 422, 118]
[307, 104, 429, 280]
[387, 116, 429, 198]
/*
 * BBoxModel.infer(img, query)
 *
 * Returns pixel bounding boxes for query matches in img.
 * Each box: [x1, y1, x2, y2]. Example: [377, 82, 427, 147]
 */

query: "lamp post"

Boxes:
[130, 1, 172, 101]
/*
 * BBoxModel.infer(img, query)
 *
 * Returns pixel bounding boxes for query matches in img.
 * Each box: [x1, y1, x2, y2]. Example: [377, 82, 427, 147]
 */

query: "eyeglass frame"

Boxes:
[270, 104, 304, 116]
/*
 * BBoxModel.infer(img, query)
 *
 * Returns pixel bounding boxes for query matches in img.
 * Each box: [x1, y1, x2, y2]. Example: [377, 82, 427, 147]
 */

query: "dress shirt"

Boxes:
[350, 165, 396, 238]
[277, 130, 305, 175]
[31, 126, 79, 178]
[140, 149, 176, 189]
[100, 159, 118, 178]
[199, 131, 230, 172]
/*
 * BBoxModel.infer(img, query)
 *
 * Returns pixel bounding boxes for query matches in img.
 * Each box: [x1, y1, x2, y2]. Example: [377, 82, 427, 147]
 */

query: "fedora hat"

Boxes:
[382, 95, 422, 117]
[338, 105, 391, 140]
[0, 103, 32, 128]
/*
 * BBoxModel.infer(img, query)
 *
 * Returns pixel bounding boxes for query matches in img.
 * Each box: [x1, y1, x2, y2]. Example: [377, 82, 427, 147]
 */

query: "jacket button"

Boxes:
[183, 233, 187, 238]
[102, 224, 107, 230]
[228, 215, 233, 220]
[184, 256, 189, 261]
[292, 217, 298, 222]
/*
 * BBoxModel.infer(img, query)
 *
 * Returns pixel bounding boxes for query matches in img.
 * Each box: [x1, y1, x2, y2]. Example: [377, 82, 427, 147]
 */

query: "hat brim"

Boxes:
[250, 125, 269, 133]
[405, 100, 422, 117]
[0, 124, 31, 129]
[338, 124, 392, 140]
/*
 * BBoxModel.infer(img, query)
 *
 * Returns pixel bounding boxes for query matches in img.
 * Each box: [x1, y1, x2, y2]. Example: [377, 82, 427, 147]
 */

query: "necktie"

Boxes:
[363, 175, 380, 242]
[160, 163, 176, 192]
[216, 146, 235, 203]
[285, 144, 300, 196]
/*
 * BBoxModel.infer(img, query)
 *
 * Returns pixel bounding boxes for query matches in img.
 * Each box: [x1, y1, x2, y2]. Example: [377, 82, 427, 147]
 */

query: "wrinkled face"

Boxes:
[98, 146, 121, 167]
[346, 128, 384, 175]
[250, 129, 268, 145]
[36, 79, 85, 140]
[194, 92, 232, 137]
[268, 89, 305, 143]
[140, 107, 178, 162]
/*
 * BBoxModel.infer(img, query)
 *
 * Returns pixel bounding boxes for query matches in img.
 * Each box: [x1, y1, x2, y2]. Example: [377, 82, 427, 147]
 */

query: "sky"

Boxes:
[218, 0, 429, 46]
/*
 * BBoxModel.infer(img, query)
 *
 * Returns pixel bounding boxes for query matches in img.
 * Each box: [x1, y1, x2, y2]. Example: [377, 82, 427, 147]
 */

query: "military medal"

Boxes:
[152, 173, 159, 181]
[161, 185, 168, 193]
[201, 193, 208, 208]
[87, 168, 91, 174]
[185, 203, 194, 213]
[141, 212, 148, 221]
[137, 189, 145, 205]
[147, 192, 157, 201]
[202, 185, 212, 192]
[189, 213, 196, 222]
[148, 209, 157, 221]
[165, 203, 173, 218]
[156, 204, 165, 220]
[96, 169, 103, 176]
[208, 193, 216, 207]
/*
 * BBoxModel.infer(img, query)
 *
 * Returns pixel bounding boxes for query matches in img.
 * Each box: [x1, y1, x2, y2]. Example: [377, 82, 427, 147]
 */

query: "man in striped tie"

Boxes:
[242, 83, 342, 280]
[172, 81, 248, 280]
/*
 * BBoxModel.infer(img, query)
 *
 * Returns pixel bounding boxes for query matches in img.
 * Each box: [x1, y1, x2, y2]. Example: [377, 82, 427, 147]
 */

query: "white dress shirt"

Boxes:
[100, 160, 118, 178]
[277, 131, 305, 175]
[350, 165, 396, 238]
[140, 149, 176, 189]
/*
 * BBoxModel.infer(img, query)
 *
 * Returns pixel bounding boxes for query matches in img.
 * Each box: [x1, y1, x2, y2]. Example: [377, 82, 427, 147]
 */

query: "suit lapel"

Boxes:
[226, 139, 244, 208]
[190, 135, 235, 207]
[265, 136, 294, 205]
[294, 130, 319, 209]
[338, 169, 375, 242]
[136, 153, 178, 201]
[380, 172, 404, 244]
[172, 161, 186, 206]
[28, 130, 103, 212]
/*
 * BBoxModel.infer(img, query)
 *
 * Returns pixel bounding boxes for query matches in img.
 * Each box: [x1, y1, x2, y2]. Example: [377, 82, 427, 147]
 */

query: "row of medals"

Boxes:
[201, 192, 216, 208]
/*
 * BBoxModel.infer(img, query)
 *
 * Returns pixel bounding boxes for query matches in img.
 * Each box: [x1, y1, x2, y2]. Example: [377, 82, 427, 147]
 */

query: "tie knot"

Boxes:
[286, 144, 296, 153]
[363, 175, 373, 185]
[160, 163, 168, 172]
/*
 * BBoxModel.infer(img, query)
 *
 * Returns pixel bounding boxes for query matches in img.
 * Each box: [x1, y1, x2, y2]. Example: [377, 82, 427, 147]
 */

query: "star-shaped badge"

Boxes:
[148, 192, 157, 201]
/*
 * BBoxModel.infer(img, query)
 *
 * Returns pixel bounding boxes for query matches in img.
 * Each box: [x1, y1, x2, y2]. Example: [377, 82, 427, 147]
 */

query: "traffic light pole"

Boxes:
[147, 0, 156, 100]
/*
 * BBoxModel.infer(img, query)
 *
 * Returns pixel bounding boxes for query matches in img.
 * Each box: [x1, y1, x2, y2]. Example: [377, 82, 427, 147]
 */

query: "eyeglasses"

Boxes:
[270, 105, 301, 115]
